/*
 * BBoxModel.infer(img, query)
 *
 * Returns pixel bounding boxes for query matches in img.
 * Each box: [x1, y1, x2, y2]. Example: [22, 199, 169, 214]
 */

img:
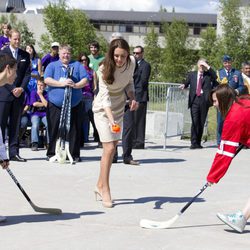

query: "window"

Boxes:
[193, 27, 201, 35]
[119, 25, 126, 32]
[133, 26, 140, 33]
[113, 25, 119, 32]
[100, 25, 107, 31]
[107, 25, 113, 32]
[125, 25, 133, 33]
[139, 26, 146, 33]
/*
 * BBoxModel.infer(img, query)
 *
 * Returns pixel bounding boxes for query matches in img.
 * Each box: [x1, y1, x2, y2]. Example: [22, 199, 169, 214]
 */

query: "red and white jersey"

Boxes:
[207, 98, 250, 183]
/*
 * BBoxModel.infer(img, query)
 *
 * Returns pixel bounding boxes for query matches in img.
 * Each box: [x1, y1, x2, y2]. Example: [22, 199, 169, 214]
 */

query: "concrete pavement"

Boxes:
[0, 138, 250, 250]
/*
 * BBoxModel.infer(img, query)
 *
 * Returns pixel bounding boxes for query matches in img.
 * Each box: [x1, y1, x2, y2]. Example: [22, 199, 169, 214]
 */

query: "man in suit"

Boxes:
[121, 46, 150, 164]
[0, 29, 31, 161]
[216, 55, 244, 145]
[132, 46, 151, 149]
[241, 61, 250, 94]
[180, 59, 218, 149]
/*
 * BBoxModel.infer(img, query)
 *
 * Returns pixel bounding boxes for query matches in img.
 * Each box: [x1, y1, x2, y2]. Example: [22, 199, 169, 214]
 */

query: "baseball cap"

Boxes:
[51, 42, 59, 48]
[222, 55, 232, 62]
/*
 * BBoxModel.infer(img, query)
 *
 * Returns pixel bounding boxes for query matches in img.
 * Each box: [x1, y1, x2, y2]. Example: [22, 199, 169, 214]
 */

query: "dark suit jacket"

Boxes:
[183, 68, 218, 108]
[0, 46, 31, 102]
[134, 59, 151, 102]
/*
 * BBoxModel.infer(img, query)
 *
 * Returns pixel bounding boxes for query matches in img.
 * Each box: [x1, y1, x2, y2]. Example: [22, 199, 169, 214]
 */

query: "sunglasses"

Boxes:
[80, 58, 87, 62]
[133, 52, 142, 55]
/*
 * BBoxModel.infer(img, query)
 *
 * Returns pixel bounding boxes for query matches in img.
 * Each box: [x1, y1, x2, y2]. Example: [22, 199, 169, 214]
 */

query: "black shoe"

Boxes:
[112, 156, 118, 163]
[74, 157, 81, 163]
[190, 144, 203, 149]
[124, 159, 140, 165]
[10, 155, 27, 162]
[31, 142, 38, 151]
[133, 144, 145, 149]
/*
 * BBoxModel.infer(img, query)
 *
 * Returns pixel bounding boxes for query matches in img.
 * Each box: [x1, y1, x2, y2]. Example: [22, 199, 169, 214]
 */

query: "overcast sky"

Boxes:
[24, 0, 220, 14]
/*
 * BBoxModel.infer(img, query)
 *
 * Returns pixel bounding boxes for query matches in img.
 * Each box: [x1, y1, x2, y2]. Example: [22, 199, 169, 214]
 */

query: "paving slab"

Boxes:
[0, 138, 249, 250]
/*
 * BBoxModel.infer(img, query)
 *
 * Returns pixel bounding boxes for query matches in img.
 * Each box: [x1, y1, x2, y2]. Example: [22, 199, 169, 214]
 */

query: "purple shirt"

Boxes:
[41, 53, 59, 71]
[82, 66, 94, 98]
[30, 90, 48, 117]
[0, 36, 9, 50]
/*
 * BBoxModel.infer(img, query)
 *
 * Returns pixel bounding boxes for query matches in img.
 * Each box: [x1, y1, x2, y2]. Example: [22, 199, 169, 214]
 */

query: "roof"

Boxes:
[240, 0, 250, 6]
[0, 0, 7, 12]
[35, 9, 216, 25]
[0, 0, 25, 13]
[83, 10, 217, 24]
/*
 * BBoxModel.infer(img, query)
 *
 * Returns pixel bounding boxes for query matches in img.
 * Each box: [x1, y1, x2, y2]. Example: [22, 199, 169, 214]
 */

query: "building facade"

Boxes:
[0, 1, 217, 50]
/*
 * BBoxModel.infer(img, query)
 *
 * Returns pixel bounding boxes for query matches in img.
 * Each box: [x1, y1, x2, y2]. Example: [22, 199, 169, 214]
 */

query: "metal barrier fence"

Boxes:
[164, 87, 191, 148]
[148, 82, 180, 111]
[148, 82, 208, 148]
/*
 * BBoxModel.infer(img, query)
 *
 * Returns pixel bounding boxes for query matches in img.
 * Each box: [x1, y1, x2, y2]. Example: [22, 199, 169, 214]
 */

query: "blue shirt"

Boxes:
[44, 60, 87, 107]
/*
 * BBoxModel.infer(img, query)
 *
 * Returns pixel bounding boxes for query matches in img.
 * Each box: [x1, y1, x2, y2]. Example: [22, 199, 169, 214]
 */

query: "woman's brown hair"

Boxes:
[210, 84, 250, 118]
[102, 38, 131, 85]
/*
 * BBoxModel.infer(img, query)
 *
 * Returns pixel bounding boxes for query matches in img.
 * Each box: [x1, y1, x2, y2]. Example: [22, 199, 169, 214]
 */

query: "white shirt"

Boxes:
[10, 45, 18, 59]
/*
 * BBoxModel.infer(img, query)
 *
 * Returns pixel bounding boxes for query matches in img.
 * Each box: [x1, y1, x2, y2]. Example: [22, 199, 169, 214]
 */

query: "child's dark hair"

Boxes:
[0, 54, 17, 72]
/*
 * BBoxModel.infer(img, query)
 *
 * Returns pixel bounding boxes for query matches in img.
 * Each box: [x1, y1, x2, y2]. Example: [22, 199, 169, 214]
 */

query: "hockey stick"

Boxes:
[140, 143, 245, 229]
[58, 67, 73, 164]
[50, 67, 74, 164]
[6, 167, 62, 215]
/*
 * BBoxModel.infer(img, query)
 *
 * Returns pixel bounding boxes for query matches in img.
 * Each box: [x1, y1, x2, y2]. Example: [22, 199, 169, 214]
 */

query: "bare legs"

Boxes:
[242, 198, 250, 220]
[96, 140, 118, 206]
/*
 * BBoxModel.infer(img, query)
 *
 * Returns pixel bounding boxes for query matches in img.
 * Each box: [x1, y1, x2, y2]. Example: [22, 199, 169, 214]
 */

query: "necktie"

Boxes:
[196, 74, 202, 96]
[13, 50, 17, 59]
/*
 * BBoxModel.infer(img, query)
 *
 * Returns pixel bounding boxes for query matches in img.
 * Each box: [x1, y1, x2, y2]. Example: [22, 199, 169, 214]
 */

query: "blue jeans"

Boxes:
[20, 115, 29, 129]
[82, 98, 93, 142]
[31, 115, 48, 143]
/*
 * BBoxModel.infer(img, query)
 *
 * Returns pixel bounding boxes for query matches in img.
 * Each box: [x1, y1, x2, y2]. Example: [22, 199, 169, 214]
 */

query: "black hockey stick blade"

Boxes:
[6, 168, 62, 215]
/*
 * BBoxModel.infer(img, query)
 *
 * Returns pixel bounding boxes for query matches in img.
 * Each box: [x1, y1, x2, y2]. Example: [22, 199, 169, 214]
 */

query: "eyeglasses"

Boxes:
[80, 58, 87, 62]
[133, 52, 141, 55]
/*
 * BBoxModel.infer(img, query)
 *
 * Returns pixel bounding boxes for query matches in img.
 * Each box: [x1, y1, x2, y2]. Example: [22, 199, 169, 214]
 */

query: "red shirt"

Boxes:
[207, 99, 250, 183]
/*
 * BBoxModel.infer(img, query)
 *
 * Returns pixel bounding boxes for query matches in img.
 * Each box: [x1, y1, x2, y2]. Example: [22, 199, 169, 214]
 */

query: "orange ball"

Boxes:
[112, 124, 121, 133]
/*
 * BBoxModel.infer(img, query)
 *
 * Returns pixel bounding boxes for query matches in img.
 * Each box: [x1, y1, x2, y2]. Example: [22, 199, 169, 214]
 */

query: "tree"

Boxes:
[160, 20, 195, 83]
[143, 23, 161, 81]
[218, 0, 249, 68]
[159, 5, 167, 12]
[0, 13, 35, 49]
[199, 26, 221, 68]
[41, 0, 104, 58]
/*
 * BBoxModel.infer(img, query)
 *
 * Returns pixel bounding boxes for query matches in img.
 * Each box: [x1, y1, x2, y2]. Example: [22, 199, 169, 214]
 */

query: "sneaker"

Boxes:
[0, 215, 6, 222]
[217, 211, 247, 233]
[31, 142, 38, 151]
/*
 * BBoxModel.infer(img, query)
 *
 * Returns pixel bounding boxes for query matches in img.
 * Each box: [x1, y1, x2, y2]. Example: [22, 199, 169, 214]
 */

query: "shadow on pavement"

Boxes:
[138, 158, 186, 164]
[113, 196, 205, 209]
[224, 229, 250, 234]
[167, 223, 225, 230]
[1, 211, 104, 226]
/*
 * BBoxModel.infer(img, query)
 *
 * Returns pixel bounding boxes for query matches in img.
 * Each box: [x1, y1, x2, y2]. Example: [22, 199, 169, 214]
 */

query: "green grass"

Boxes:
[207, 107, 217, 140]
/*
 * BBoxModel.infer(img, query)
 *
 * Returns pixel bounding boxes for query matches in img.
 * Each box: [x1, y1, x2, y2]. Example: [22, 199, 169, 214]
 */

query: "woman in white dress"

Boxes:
[93, 38, 138, 208]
